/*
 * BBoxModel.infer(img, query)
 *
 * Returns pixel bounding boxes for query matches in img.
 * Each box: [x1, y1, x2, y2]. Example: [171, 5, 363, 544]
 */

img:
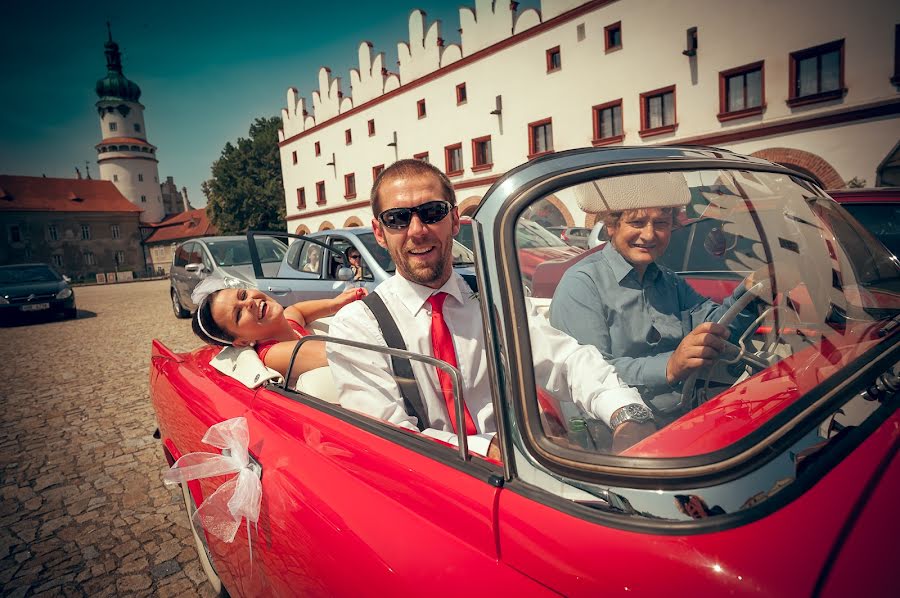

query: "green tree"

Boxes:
[203, 116, 286, 233]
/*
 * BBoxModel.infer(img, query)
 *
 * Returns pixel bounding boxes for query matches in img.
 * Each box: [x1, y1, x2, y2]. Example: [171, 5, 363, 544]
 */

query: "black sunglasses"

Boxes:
[378, 200, 452, 229]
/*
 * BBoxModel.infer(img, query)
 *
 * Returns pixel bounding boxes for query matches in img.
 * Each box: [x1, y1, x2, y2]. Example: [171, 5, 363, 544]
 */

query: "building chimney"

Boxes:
[181, 186, 191, 212]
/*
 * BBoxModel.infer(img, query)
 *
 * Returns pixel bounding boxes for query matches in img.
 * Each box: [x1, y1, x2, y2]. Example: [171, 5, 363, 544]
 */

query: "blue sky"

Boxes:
[1, 0, 536, 207]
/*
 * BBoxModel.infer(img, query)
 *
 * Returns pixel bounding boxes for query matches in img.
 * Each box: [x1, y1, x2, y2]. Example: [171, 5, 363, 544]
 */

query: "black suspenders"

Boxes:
[362, 293, 429, 431]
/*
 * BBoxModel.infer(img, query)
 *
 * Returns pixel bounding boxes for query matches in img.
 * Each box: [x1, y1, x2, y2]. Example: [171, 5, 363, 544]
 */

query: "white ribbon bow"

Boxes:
[163, 417, 262, 558]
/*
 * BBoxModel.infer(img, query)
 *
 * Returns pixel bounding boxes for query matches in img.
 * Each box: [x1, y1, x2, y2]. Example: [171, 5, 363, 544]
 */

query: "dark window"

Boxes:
[456, 83, 467, 104]
[593, 99, 623, 145]
[788, 39, 845, 106]
[297, 187, 306, 209]
[577, 23, 586, 42]
[51, 254, 63, 267]
[639, 86, 677, 136]
[414, 152, 429, 163]
[113, 174, 118, 182]
[115, 250, 126, 265]
[138, 173, 143, 182]
[83, 252, 95, 266]
[684, 27, 698, 56]
[368, 119, 376, 136]
[292, 151, 298, 164]
[604, 22, 622, 51]
[841, 203, 900, 257]
[344, 173, 357, 199]
[345, 129, 352, 145]
[372, 164, 385, 180]
[893, 25, 900, 86]
[417, 99, 427, 118]
[316, 181, 326, 205]
[472, 136, 493, 170]
[9, 225, 21, 243]
[445, 143, 463, 175]
[546, 46, 561, 72]
[141, 195, 147, 203]
[134, 123, 141, 132]
[111, 224, 120, 239]
[314, 141, 321, 156]
[109, 122, 117, 132]
[528, 118, 554, 157]
[48, 225, 59, 241]
[81, 225, 91, 240]
[719, 61, 765, 120]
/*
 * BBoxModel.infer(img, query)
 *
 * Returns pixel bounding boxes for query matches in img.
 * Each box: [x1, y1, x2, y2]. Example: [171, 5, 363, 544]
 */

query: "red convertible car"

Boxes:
[150, 147, 900, 597]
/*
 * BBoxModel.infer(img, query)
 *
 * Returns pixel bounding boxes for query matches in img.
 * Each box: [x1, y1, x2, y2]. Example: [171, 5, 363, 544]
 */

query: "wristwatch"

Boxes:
[609, 403, 655, 429]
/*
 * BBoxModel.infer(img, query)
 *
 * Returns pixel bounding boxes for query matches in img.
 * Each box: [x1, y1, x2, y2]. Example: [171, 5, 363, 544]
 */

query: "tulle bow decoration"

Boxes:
[163, 417, 262, 554]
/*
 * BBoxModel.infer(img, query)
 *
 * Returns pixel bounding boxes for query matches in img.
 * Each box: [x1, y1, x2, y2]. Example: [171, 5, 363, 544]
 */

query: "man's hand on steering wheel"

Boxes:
[665, 322, 729, 385]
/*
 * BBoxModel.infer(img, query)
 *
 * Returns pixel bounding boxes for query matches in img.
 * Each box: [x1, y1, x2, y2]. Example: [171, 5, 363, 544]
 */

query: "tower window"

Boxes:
[345, 129, 352, 145]
[472, 136, 493, 171]
[528, 118, 554, 157]
[314, 141, 321, 156]
[134, 123, 141, 133]
[344, 173, 357, 199]
[113, 174, 118, 182]
[141, 195, 147, 203]
[138, 173, 144, 182]
[109, 122, 117, 132]
[316, 181, 327, 205]
[456, 83, 467, 105]
[444, 143, 463, 176]
[417, 99, 427, 118]
[368, 119, 376, 136]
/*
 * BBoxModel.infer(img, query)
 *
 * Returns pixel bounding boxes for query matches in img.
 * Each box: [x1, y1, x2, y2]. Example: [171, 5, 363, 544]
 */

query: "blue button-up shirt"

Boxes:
[549, 244, 756, 409]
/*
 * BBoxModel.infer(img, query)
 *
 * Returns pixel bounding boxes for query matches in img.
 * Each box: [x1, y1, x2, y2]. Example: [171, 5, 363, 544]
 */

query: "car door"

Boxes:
[228, 345, 554, 597]
[249, 232, 356, 305]
[174, 242, 200, 302]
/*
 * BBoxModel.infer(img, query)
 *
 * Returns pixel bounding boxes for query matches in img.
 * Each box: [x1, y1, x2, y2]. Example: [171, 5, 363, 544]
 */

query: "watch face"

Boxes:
[625, 403, 653, 422]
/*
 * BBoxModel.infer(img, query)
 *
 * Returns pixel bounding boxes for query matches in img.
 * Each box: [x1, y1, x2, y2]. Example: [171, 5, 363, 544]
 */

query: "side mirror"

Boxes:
[336, 267, 354, 281]
[62, 275, 72, 283]
[587, 222, 607, 249]
[185, 263, 204, 273]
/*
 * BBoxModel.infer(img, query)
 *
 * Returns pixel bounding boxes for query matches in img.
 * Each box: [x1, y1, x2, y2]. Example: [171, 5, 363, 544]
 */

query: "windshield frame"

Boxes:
[476, 154, 900, 489]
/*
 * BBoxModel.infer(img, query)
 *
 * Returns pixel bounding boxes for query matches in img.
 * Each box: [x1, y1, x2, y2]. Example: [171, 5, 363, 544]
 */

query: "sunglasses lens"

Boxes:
[419, 201, 450, 224]
[380, 208, 412, 228]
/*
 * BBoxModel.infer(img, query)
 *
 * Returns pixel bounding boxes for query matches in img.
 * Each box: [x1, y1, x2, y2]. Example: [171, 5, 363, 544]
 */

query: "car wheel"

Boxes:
[172, 289, 190, 319]
[180, 483, 227, 596]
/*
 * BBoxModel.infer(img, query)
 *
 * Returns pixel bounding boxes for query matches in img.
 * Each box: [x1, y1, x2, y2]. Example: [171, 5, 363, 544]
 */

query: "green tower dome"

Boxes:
[95, 25, 141, 102]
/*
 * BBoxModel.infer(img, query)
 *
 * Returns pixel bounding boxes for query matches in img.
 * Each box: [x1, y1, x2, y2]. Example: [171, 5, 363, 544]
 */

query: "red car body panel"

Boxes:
[498, 409, 899, 597]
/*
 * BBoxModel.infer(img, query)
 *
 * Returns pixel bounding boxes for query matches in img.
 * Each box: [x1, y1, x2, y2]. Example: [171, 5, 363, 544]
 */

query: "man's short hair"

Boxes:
[370, 159, 456, 217]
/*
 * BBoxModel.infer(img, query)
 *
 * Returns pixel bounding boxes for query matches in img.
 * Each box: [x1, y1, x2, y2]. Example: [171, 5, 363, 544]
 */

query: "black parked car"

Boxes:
[0, 263, 77, 322]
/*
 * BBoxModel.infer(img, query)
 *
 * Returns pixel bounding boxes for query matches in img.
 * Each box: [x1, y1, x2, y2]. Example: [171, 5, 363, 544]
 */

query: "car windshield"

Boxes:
[206, 238, 286, 266]
[837, 203, 900, 257]
[0, 265, 61, 284]
[356, 231, 475, 271]
[518, 168, 900, 464]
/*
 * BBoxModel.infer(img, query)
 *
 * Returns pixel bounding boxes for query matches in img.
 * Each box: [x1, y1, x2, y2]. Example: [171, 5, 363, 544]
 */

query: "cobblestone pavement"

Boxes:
[0, 280, 218, 597]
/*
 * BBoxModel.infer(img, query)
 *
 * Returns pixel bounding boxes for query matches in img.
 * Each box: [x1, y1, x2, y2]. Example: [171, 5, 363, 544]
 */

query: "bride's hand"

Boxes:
[335, 286, 368, 308]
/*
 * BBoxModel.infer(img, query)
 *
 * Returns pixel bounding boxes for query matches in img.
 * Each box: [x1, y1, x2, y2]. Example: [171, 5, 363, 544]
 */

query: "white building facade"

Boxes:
[278, 0, 900, 233]
[94, 28, 165, 224]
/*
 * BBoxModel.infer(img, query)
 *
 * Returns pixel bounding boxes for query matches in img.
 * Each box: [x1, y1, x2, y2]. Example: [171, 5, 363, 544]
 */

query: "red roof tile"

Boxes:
[0, 175, 142, 213]
[142, 208, 218, 243]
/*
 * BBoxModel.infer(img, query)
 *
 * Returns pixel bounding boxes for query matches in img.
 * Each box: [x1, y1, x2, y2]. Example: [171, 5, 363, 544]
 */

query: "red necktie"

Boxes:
[427, 292, 477, 435]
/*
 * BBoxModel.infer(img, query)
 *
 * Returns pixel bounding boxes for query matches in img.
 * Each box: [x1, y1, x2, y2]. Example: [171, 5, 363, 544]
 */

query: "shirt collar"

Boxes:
[601, 242, 660, 283]
[390, 271, 467, 316]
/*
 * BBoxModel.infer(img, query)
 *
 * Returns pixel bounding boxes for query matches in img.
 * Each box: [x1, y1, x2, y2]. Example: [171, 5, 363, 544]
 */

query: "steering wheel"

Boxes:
[678, 278, 775, 411]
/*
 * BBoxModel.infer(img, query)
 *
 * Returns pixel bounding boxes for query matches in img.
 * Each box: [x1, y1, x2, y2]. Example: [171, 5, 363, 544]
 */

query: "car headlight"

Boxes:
[0, 296, 8, 305]
[56, 287, 73, 300]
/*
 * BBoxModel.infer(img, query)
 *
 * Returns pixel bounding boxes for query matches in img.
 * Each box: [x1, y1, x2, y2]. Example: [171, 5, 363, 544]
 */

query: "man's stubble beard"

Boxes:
[390, 238, 452, 287]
